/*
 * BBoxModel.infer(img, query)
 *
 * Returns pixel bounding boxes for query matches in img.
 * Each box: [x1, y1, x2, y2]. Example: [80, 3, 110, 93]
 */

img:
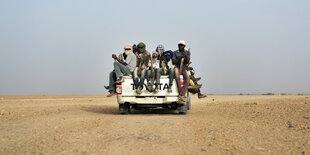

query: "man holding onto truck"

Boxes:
[104, 51, 127, 95]
[163, 50, 175, 92]
[188, 66, 207, 98]
[146, 49, 159, 93]
[154, 46, 175, 93]
[133, 42, 150, 94]
[172, 40, 191, 102]
[106, 44, 137, 97]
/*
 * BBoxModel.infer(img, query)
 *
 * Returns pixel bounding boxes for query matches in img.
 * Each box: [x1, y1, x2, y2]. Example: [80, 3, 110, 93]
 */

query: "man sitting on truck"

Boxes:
[163, 50, 175, 92]
[154, 47, 175, 93]
[104, 52, 128, 95]
[106, 44, 137, 97]
[188, 66, 207, 98]
[132, 44, 138, 55]
[172, 40, 191, 102]
[133, 42, 150, 94]
[146, 50, 159, 93]
[146, 44, 168, 93]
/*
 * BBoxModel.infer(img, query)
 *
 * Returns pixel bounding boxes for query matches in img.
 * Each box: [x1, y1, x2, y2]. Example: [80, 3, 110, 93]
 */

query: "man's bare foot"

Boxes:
[146, 81, 153, 92]
[116, 77, 124, 83]
[136, 86, 142, 94]
[153, 83, 159, 93]
[168, 84, 173, 93]
[154, 88, 159, 93]
[107, 91, 115, 97]
[178, 95, 186, 102]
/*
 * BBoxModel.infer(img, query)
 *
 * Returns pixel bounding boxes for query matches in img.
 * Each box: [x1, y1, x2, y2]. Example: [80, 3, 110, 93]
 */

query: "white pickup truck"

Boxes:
[115, 75, 191, 114]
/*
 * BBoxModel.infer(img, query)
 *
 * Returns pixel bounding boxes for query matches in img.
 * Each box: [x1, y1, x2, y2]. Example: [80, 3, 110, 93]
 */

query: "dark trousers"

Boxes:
[108, 70, 116, 92]
[190, 74, 202, 94]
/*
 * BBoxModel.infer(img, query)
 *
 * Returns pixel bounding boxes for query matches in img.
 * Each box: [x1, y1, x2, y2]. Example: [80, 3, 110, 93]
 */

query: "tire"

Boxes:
[119, 103, 130, 114]
[187, 91, 191, 110]
[178, 91, 190, 114]
[178, 104, 187, 114]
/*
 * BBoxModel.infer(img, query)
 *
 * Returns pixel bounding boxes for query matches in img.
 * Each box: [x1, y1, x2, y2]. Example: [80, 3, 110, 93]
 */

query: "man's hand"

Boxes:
[137, 57, 142, 62]
[160, 55, 165, 61]
[112, 54, 117, 59]
[181, 52, 186, 58]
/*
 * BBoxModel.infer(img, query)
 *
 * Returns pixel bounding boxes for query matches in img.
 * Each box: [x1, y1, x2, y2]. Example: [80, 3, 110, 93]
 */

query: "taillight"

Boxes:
[180, 75, 184, 87]
[116, 82, 122, 95]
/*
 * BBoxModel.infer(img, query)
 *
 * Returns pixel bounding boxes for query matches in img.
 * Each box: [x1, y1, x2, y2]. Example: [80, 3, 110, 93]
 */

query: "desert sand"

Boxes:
[0, 94, 309, 154]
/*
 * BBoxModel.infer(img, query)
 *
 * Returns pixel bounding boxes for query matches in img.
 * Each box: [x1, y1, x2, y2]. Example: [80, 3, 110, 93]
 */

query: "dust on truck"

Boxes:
[116, 75, 191, 114]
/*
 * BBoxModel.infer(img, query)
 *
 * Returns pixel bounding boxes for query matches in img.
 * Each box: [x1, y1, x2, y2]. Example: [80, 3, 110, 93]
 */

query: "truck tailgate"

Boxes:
[121, 76, 179, 97]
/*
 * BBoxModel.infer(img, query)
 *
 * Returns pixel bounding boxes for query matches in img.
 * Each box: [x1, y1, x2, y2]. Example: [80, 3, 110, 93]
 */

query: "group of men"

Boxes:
[105, 40, 207, 102]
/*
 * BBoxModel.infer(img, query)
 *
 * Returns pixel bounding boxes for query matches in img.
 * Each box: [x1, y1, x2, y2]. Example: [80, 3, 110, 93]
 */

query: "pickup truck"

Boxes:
[116, 75, 191, 114]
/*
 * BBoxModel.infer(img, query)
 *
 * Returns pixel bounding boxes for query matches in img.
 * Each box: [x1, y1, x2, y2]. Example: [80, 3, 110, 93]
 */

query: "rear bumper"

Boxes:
[117, 95, 179, 104]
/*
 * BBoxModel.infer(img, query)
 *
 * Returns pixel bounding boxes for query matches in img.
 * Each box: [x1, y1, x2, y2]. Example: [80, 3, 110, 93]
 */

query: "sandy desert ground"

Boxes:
[0, 94, 309, 154]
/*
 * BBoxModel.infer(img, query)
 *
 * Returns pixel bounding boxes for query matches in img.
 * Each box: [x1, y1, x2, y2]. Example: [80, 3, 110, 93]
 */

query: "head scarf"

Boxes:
[124, 44, 132, 50]
[156, 44, 165, 54]
[137, 42, 146, 63]
[132, 44, 138, 54]
[124, 44, 132, 55]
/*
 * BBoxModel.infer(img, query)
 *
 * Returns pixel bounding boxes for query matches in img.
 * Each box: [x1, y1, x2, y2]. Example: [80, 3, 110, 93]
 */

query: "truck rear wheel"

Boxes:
[178, 91, 191, 114]
[178, 104, 187, 114]
[119, 103, 130, 114]
[187, 91, 191, 110]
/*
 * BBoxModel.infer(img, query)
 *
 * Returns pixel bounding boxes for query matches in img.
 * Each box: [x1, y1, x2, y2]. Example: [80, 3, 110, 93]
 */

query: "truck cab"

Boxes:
[116, 75, 191, 114]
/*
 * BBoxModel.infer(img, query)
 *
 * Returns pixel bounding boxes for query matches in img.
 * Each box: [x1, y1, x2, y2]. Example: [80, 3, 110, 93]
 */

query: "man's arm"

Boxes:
[180, 51, 190, 64]
[184, 53, 190, 64]
[160, 54, 169, 69]
[173, 57, 182, 65]
[172, 52, 181, 65]
[145, 54, 150, 68]
[137, 57, 141, 67]
[112, 54, 126, 65]
[115, 56, 127, 65]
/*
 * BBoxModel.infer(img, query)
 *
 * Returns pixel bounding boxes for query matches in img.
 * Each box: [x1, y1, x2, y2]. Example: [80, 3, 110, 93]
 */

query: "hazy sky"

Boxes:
[0, 0, 309, 95]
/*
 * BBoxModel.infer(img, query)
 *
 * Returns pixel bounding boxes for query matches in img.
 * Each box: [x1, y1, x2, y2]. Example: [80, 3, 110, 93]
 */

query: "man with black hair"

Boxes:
[132, 44, 138, 55]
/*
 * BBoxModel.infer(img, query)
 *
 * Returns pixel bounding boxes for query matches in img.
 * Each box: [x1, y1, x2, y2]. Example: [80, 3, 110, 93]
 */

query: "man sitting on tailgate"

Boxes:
[172, 40, 190, 102]
[157, 48, 175, 93]
[105, 44, 136, 97]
